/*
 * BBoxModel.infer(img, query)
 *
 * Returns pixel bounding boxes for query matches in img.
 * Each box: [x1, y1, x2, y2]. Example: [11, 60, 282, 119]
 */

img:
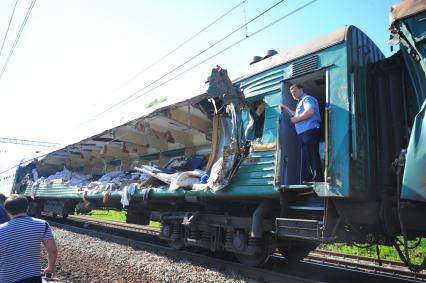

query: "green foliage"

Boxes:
[146, 96, 167, 108]
[87, 209, 162, 227]
[149, 220, 161, 227]
[88, 209, 126, 222]
[320, 238, 426, 263]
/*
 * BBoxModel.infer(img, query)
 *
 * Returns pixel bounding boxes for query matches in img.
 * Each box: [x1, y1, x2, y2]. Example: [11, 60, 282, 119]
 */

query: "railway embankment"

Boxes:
[41, 227, 251, 283]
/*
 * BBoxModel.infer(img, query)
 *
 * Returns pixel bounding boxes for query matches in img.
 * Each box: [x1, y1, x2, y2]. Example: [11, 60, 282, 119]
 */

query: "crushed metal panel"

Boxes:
[206, 66, 247, 192]
[402, 100, 426, 202]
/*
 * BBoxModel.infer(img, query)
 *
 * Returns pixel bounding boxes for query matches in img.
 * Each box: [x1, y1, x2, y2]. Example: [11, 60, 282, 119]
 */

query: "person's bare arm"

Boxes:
[280, 104, 295, 116]
[42, 238, 58, 273]
[290, 108, 314, 123]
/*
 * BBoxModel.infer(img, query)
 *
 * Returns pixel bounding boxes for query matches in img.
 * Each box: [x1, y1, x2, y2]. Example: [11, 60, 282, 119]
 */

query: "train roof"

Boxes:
[233, 26, 350, 83]
[389, 0, 426, 25]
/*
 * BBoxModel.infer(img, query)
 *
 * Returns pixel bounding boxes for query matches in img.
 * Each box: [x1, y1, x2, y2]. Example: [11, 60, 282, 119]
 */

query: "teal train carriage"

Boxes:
[2, 0, 425, 270]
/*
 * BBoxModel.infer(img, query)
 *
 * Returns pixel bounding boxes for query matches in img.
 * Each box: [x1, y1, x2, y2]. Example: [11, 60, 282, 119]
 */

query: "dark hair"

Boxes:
[0, 194, 6, 202]
[290, 83, 303, 90]
[4, 194, 28, 216]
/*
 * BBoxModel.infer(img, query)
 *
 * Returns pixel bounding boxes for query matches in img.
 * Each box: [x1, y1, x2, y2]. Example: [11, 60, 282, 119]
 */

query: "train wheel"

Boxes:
[234, 249, 270, 267]
[52, 213, 57, 218]
[278, 243, 317, 262]
[168, 238, 184, 250]
[234, 235, 272, 266]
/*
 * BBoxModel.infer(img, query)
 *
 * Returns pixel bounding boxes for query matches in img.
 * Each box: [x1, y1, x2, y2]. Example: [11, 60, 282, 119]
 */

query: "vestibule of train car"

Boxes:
[279, 70, 327, 186]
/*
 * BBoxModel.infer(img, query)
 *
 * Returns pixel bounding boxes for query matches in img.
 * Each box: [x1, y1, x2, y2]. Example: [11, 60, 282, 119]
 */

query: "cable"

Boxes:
[0, 0, 36, 81]
[0, 137, 60, 147]
[0, 0, 19, 60]
[103, 0, 319, 111]
[392, 150, 426, 272]
[0, 0, 319, 176]
[0, 148, 56, 175]
[80, 0, 286, 124]
[112, 0, 247, 94]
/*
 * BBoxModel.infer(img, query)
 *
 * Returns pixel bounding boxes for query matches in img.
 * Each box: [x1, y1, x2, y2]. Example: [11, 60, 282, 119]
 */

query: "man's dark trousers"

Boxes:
[299, 128, 324, 182]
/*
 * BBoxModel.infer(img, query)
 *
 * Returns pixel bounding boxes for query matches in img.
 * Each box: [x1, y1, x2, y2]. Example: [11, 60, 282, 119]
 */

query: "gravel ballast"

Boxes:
[41, 228, 254, 282]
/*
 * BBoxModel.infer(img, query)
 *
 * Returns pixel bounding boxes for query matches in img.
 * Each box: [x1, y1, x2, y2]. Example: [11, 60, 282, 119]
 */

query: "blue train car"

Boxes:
[2, 0, 425, 270]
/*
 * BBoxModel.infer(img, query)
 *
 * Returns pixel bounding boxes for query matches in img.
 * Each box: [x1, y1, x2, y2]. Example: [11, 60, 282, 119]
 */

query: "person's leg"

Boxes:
[305, 128, 324, 182]
[299, 132, 313, 182]
[313, 128, 324, 181]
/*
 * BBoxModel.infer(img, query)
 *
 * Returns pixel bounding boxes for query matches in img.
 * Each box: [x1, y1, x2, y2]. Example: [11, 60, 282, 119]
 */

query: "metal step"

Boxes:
[276, 218, 321, 240]
[288, 205, 324, 211]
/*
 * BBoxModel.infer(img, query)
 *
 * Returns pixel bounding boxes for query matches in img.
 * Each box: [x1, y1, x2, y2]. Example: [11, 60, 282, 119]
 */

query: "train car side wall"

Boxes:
[238, 36, 352, 197]
[347, 26, 385, 200]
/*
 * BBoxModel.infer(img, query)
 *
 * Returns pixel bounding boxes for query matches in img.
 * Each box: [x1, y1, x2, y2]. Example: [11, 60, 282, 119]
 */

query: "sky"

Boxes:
[0, 0, 398, 171]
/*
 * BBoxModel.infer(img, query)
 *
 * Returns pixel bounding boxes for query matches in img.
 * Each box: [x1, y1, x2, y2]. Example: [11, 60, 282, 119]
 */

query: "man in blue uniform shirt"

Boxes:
[0, 194, 10, 224]
[281, 84, 324, 182]
[0, 194, 58, 283]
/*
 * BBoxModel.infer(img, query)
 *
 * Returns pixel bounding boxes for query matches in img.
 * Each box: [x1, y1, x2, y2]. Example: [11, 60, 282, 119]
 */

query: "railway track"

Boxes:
[306, 250, 426, 281]
[47, 215, 313, 283]
[46, 214, 425, 282]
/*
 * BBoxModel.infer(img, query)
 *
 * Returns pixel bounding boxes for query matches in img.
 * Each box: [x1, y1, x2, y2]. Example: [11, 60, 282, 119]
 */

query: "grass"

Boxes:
[320, 239, 426, 263]
[87, 209, 127, 222]
[86, 209, 425, 263]
[86, 209, 161, 227]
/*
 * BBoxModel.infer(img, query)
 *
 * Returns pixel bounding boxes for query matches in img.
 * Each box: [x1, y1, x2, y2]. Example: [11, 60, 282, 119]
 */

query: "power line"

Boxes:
[108, 0, 320, 110]
[0, 149, 52, 175]
[0, 0, 36, 81]
[81, 0, 286, 124]
[0, 0, 319, 176]
[0, 0, 19, 60]
[0, 137, 60, 147]
[112, 0, 247, 95]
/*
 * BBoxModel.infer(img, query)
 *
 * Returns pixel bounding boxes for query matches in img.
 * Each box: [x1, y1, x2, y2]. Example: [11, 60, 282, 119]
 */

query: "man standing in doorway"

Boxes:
[0, 194, 58, 283]
[0, 194, 10, 224]
[281, 84, 324, 182]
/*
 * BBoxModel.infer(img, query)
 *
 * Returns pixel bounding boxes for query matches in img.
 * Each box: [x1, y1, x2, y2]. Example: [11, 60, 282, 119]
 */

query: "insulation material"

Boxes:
[120, 183, 138, 207]
[135, 166, 174, 184]
[169, 170, 205, 191]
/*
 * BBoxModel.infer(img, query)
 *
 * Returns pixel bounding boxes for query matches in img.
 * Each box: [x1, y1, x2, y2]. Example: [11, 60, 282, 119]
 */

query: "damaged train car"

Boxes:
[1, 0, 425, 270]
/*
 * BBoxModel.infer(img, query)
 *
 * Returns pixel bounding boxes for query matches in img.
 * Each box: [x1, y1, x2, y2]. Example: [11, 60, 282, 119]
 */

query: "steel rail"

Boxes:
[48, 214, 425, 282]
[66, 214, 161, 234]
[47, 218, 316, 283]
[306, 250, 426, 281]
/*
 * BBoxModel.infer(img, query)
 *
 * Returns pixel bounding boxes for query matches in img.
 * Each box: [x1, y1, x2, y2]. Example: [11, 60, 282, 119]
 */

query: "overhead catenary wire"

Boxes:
[1, 0, 319, 176]
[0, 137, 60, 147]
[0, 0, 19, 61]
[90, 0, 319, 114]
[0, 149, 53, 175]
[0, 0, 36, 81]
[81, 0, 286, 124]
[112, 0, 247, 94]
